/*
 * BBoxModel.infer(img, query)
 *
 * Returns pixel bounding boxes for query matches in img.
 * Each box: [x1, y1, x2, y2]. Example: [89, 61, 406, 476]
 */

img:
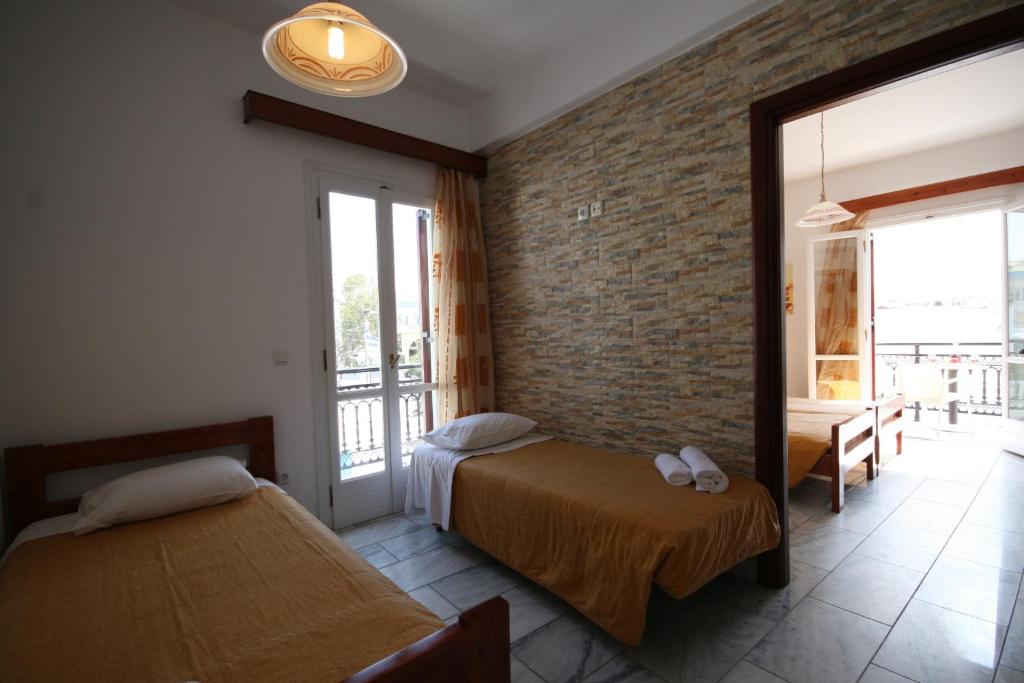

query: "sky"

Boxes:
[872, 209, 1003, 343]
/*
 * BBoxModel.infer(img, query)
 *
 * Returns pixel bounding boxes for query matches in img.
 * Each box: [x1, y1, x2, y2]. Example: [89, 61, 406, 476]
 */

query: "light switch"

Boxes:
[577, 205, 590, 221]
[272, 352, 289, 366]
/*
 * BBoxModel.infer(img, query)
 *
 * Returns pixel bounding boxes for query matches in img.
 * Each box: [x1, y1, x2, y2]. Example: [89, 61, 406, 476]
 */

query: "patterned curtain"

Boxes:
[815, 212, 869, 400]
[433, 168, 496, 422]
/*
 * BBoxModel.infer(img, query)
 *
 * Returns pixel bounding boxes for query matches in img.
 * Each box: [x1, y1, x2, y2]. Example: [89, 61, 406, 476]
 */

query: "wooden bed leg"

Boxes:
[866, 453, 876, 481]
[896, 429, 903, 455]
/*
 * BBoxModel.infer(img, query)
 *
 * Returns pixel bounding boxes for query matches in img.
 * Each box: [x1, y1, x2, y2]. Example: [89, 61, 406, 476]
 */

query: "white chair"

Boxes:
[898, 364, 971, 438]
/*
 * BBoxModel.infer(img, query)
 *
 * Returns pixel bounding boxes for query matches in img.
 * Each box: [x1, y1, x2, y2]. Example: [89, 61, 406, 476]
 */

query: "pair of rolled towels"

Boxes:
[654, 446, 730, 494]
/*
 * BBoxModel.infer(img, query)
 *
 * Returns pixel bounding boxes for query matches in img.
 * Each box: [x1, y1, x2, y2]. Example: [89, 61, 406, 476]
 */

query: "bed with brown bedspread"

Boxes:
[448, 439, 781, 646]
[2, 416, 510, 683]
[0, 486, 445, 681]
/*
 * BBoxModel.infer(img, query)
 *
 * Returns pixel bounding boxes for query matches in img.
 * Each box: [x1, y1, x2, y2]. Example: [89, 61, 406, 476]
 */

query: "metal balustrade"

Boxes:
[875, 342, 1003, 417]
[336, 366, 433, 477]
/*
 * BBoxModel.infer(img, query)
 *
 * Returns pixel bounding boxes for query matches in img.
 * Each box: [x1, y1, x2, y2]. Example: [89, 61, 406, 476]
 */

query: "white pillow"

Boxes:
[423, 412, 537, 450]
[75, 456, 257, 535]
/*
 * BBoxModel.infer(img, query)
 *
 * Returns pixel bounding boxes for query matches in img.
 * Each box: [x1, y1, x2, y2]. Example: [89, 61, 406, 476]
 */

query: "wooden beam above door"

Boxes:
[242, 90, 487, 178]
[841, 165, 1024, 213]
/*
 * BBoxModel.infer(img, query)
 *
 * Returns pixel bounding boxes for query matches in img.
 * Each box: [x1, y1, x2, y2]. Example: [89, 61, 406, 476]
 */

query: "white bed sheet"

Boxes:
[404, 433, 552, 530]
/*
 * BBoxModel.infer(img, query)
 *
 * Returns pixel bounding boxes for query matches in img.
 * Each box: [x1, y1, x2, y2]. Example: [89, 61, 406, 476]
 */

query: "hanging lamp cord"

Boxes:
[819, 112, 826, 201]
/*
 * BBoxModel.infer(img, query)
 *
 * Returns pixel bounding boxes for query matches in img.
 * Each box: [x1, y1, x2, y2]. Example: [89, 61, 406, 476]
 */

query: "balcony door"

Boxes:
[806, 229, 872, 401]
[1005, 200, 1024, 454]
[318, 173, 436, 528]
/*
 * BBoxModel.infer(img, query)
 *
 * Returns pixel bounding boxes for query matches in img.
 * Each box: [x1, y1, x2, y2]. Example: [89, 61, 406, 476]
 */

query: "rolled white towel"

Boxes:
[654, 453, 693, 486]
[679, 446, 729, 494]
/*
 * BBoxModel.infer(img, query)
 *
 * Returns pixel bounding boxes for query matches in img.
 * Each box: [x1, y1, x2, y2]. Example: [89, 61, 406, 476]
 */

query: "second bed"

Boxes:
[411, 438, 781, 646]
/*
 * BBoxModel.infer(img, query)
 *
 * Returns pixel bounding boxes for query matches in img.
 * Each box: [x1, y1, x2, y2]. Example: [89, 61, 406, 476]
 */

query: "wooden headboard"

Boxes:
[4, 416, 275, 542]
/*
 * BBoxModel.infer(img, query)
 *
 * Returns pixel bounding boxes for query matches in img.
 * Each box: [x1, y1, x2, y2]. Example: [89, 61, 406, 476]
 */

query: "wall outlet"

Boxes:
[278, 472, 290, 484]
[590, 200, 603, 217]
[577, 205, 590, 221]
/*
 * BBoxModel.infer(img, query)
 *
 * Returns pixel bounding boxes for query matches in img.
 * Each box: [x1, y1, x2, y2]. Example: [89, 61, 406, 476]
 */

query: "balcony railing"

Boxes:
[336, 365, 434, 479]
[876, 342, 1003, 417]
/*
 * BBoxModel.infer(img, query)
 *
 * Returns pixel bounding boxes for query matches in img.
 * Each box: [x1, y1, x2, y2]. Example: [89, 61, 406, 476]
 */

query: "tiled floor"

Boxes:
[336, 431, 1024, 682]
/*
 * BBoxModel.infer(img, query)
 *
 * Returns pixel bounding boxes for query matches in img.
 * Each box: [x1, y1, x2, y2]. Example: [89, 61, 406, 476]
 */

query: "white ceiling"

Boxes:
[167, 0, 775, 150]
[783, 48, 1024, 182]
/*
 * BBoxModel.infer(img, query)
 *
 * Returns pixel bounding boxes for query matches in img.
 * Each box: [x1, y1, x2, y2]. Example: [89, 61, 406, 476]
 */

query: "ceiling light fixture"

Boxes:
[262, 2, 407, 97]
[796, 112, 855, 227]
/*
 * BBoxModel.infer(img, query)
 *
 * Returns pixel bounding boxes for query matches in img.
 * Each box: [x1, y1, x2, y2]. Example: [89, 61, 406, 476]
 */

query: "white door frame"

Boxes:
[304, 161, 434, 529]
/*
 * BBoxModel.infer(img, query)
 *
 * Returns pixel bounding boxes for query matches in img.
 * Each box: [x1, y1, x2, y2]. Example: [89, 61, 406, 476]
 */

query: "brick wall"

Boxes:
[479, 0, 1019, 474]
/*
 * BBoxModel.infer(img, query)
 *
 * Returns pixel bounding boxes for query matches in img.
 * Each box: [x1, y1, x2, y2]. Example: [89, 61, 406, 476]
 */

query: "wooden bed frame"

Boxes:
[3, 416, 510, 683]
[788, 396, 906, 512]
[809, 408, 876, 513]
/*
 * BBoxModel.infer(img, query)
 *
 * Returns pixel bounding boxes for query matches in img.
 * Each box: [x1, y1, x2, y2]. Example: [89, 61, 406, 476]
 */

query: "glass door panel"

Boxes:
[390, 203, 436, 473]
[330, 192, 387, 481]
[807, 230, 869, 400]
[319, 175, 437, 528]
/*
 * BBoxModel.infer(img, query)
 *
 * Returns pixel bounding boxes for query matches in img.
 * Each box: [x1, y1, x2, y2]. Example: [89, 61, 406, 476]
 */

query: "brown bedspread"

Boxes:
[0, 487, 443, 682]
[449, 439, 780, 645]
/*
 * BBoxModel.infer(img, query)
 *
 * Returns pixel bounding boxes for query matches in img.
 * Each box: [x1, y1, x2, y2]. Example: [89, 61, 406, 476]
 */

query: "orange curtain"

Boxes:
[814, 212, 868, 400]
[433, 168, 496, 422]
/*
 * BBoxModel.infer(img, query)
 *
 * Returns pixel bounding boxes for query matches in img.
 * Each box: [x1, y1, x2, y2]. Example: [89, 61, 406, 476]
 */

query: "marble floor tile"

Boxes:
[789, 523, 866, 571]
[981, 476, 1024, 503]
[378, 525, 454, 561]
[380, 542, 486, 591]
[915, 555, 1022, 626]
[845, 472, 924, 508]
[403, 508, 434, 528]
[406, 585, 459, 621]
[747, 597, 888, 683]
[790, 477, 833, 507]
[503, 587, 561, 643]
[626, 593, 774, 683]
[788, 499, 820, 530]
[512, 612, 624, 683]
[1002, 598, 1024, 671]
[511, 655, 546, 683]
[883, 497, 966, 536]
[803, 499, 894, 536]
[432, 562, 522, 610]
[943, 523, 1024, 572]
[996, 666, 1024, 683]
[853, 521, 948, 572]
[965, 495, 1024, 534]
[515, 579, 572, 617]
[355, 543, 399, 569]
[991, 453, 1024, 483]
[874, 599, 1006, 683]
[582, 655, 664, 682]
[858, 664, 915, 682]
[338, 514, 422, 549]
[810, 554, 924, 625]
[720, 661, 785, 682]
[718, 559, 828, 622]
[911, 478, 980, 508]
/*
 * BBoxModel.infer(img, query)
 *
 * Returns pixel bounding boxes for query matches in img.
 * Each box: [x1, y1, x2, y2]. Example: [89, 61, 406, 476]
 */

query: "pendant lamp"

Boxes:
[262, 2, 407, 97]
[796, 112, 855, 227]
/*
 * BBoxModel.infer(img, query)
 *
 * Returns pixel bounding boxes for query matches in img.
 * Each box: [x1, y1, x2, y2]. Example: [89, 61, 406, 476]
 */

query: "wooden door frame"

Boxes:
[750, 5, 1024, 587]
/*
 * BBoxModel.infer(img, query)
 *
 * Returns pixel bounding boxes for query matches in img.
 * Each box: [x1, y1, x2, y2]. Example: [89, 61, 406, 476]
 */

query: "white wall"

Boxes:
[783, 126, 1024, 397]
[0, 0, 463, 535]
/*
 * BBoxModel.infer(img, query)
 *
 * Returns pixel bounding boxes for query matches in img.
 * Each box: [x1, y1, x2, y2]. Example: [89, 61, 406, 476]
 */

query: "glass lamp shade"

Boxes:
[796, 198, 856, 227]
[262, 2, 407, 97]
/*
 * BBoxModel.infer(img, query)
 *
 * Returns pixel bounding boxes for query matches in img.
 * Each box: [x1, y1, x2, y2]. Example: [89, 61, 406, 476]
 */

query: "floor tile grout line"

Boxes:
[863, 439, 1006, 682]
